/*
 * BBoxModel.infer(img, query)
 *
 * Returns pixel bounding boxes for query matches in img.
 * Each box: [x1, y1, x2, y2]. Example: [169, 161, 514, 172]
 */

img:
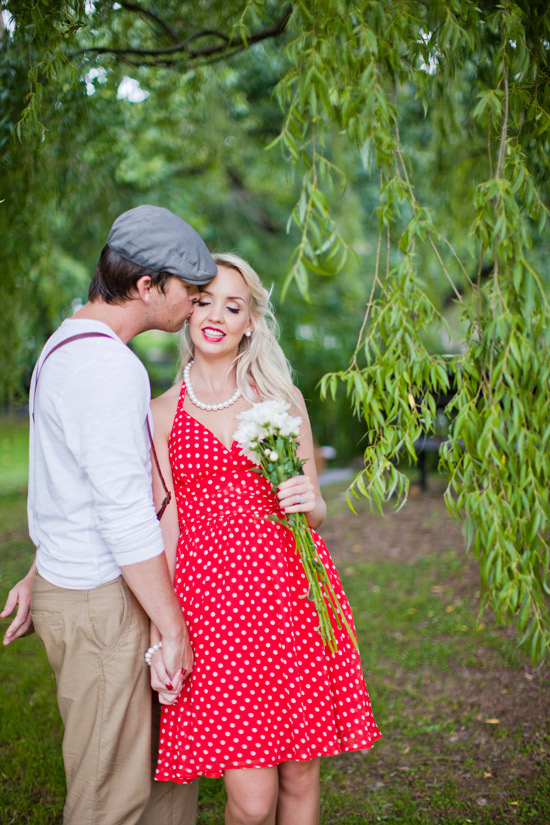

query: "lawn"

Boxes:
[0, 415, 29, 496]
[0, 423, 548, 824]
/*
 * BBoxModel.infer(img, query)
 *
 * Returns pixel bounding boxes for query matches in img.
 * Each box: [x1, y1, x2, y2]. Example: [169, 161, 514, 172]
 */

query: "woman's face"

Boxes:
[189, 264, 253, 356]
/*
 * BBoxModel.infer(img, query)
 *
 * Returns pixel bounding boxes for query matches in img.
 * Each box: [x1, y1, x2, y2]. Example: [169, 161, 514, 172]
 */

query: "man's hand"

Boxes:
[1, 561, 37, 646]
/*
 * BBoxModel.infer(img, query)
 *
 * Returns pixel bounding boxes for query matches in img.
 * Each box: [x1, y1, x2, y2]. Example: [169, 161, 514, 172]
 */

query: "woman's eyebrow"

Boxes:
[199, 290, 246, 303]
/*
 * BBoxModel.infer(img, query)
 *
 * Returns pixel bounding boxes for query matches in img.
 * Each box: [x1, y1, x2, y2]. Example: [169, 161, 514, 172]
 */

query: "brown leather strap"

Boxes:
[146, 417, 171, 519]
[32, 331, 171, 520]
[32, 332, 114, 421]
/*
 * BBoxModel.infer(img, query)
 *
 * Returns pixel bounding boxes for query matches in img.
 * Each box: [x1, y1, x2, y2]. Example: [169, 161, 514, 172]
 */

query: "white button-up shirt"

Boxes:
[28, 318, 164, 589]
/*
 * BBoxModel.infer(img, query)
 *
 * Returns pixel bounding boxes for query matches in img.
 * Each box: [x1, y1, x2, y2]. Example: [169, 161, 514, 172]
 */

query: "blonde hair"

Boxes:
[179, 253, 296, 405]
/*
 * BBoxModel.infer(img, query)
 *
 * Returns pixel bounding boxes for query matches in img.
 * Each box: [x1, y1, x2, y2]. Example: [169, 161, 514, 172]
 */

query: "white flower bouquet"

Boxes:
[234, 400, 357, 652]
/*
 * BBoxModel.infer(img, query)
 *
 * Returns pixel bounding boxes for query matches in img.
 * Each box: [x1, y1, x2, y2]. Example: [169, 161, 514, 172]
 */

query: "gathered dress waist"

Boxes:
[175, 467, 281, 529]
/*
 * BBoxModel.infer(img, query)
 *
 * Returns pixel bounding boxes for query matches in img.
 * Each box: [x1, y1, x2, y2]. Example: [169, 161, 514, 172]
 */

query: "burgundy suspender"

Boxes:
[146, 417, 171, 519]
[32, 333, 113, 421]
[32, 331, 171, 520]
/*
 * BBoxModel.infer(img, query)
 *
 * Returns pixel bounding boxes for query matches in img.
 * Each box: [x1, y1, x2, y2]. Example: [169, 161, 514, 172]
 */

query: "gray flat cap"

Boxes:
[107, 204, 217, 285]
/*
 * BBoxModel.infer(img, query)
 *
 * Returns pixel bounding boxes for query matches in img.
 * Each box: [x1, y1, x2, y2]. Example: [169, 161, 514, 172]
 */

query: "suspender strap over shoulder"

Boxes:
[32, 331, 171, 520]
[32, 333, 113, 422]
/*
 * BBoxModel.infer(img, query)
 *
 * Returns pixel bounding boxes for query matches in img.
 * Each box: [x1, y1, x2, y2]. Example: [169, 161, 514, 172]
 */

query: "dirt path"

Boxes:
[318, 482, 549, 823]
[320, 481, 466, 565]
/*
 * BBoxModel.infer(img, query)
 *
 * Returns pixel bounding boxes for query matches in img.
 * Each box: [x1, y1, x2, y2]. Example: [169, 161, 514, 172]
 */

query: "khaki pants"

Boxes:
[31, 573, 198, 825]
[137, 695, 198, 825]
[31, 573, 151, 825]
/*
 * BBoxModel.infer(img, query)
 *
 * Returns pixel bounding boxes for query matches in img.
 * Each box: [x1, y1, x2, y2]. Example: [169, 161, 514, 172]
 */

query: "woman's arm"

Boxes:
[149, 388, 194, 701]
[150, 393, 181, 583]
[276, 387, 327, 530]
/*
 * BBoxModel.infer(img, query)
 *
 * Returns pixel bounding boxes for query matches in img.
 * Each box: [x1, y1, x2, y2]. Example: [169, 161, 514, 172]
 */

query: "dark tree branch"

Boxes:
[226, 167, 282, 234]
[77, 7, 292, 63]
[117, 1, 180, 44]
[185, 28, 230, 47]
[110, 52, 234, 68]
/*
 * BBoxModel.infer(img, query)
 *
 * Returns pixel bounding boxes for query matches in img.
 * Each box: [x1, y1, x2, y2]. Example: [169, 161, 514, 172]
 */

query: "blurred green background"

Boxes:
[9, 1, 547, 461]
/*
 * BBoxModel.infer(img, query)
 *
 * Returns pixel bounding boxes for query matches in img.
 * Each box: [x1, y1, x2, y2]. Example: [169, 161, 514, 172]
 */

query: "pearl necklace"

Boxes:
[184, 361, 242, 412]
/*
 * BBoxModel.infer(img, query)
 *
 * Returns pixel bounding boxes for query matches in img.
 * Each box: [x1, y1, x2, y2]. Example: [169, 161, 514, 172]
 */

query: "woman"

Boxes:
[148, 254, 381, 825]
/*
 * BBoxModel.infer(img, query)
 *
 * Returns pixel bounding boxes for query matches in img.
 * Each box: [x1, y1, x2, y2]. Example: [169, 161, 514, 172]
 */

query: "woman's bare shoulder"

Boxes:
[151, 381, 183, 431]
[290, 385, 308, 414]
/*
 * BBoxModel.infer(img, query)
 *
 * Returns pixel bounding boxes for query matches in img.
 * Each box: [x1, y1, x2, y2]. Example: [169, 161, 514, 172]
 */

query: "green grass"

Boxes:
[0, 416, 29, 495]
[0, 493, 66, 825]
[0, 420, 548, 824]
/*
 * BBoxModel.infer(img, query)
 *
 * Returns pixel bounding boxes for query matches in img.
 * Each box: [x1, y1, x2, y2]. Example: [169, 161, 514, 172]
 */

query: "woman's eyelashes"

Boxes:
[195, 299, 240, 314]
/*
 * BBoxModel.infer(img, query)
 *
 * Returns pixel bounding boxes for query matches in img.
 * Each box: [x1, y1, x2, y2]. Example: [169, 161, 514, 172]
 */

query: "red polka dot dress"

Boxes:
[155, 383, 381, 784]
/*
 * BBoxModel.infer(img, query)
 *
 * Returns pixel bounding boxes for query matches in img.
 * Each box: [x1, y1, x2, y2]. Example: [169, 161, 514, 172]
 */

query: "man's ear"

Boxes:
[134, 275, 154, 303]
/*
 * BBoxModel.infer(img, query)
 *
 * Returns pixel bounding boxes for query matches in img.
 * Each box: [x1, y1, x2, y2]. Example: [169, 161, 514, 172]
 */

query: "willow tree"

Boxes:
[2, 0, 550, 661]
[272, 0, 550, 664]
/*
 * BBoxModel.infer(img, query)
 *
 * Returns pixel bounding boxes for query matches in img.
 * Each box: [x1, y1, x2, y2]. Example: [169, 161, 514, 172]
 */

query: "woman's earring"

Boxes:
[245, 330, 252, 337]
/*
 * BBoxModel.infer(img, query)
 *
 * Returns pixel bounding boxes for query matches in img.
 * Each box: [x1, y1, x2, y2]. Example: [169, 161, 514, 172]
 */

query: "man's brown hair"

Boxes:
[88, 245, 172, 304]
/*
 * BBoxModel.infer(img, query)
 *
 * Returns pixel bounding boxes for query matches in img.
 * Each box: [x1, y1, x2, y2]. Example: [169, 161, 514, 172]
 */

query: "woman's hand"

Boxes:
[150, 634, 194, 705]
[277, 475, 316, 515]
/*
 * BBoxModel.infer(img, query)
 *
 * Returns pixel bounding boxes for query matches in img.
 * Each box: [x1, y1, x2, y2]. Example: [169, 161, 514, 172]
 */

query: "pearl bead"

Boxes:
[184, 362, 242, 412]
[145, 640, 163, 666]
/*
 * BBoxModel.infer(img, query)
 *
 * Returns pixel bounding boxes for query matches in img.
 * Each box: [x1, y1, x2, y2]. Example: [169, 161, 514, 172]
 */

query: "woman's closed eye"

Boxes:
[195, 298, 241, 313]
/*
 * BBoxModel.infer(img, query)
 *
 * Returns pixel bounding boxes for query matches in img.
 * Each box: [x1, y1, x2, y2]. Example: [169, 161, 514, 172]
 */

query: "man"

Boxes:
[1, 205, 216, 825]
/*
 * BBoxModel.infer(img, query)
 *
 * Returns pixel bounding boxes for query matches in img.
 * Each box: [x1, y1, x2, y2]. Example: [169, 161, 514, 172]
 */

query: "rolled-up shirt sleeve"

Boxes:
[59, 352, 164, 567]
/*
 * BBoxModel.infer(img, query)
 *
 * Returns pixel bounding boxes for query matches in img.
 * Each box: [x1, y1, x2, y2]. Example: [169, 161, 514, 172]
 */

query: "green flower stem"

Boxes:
[251, 432, 358, 652]
[289, 511, 358, 652]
